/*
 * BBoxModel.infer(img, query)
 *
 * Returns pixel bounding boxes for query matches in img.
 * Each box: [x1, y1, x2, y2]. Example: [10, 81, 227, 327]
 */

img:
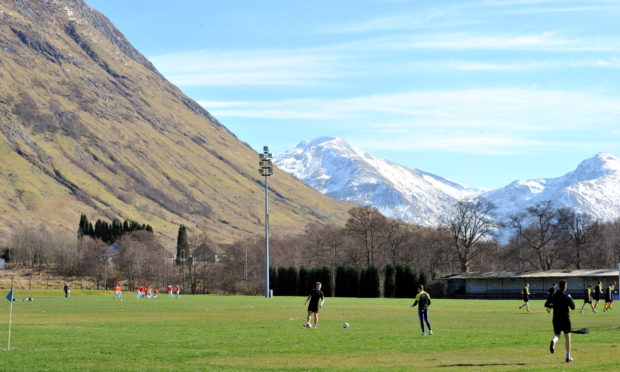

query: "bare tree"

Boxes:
[508, 200, 559, 270]
[303, 223, 345, 296]
[557, 208, 601, 269]
[345, 206, 388, 267]
[381, 219, 412, 266]
[444, 197, 499, 272]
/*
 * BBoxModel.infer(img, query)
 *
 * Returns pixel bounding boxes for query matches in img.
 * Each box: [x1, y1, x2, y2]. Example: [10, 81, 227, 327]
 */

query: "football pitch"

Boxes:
[0, 292, 618, 371]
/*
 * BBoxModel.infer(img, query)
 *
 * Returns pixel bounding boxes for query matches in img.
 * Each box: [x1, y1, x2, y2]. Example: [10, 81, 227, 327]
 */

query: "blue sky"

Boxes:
[86, 0, 620, 189]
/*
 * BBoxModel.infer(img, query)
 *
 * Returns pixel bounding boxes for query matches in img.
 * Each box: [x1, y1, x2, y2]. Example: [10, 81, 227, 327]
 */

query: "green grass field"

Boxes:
[0, 291, 618, 371]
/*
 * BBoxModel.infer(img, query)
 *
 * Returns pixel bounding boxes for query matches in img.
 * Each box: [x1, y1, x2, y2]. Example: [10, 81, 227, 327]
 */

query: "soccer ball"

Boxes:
[343, 322, 349, 328]
[305, 323, 312, 328]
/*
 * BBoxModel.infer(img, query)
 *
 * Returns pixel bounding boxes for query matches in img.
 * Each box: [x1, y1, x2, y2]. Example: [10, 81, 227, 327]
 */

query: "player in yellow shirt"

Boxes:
[411, 284, 432, 336]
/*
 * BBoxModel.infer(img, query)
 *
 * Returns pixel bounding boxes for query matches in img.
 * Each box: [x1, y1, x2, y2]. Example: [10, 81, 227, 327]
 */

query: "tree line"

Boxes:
[78, 214, 153, 243]
[2, 198, 620, 296]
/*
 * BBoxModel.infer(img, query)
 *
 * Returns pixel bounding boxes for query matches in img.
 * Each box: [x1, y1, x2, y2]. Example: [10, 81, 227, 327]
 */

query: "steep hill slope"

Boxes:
[0, 0, 351, 246]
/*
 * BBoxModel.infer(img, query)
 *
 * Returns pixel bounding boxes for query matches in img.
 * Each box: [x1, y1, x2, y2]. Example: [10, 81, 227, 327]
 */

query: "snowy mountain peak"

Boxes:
[275, 137, 480, 226]
[276, 138, 620, 228]
[298, 137, 339, 149]
[571, 152, 620, 181]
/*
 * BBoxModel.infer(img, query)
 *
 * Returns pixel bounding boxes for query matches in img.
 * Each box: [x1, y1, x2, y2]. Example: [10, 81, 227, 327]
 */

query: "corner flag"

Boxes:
[6, 285, 15, 350]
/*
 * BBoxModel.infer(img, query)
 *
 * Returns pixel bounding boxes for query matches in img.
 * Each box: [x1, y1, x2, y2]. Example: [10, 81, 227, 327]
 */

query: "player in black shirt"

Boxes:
[545, 284, 557, 313]
[603, 281, 615, 312]
[580, 285, 596, 313]
[304, 282, 325, 329]
[547, 279, 575, 363]
[518, 283, 530, 312]
[593, 281, 602, 310]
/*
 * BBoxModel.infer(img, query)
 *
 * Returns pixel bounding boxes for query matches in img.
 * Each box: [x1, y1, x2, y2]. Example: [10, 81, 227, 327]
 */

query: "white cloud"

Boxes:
[150, 50, 341, 86]
[202, 88, 620, 154]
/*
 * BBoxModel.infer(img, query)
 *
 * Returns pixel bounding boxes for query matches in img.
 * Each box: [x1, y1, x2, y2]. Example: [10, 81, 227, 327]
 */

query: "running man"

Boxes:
[518, 283, 530, 312]
[304, 282, 325, 329]
[411, 284, 432, 336]
[603, 281, 615, 312]
[580, 285, 596, 313]
[548, 279, 575, 363]
[167, 284, 174, 297]
[593, 281, 602, 309]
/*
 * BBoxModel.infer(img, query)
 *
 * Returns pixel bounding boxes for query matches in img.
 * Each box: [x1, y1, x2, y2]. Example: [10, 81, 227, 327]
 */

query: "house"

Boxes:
[435, 268, 619, 299]
[192, 242, 227, 263]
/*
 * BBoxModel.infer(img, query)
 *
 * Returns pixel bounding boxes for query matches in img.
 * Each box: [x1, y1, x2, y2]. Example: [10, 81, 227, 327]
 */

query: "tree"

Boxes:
[444, 197, 499, 272]
[345, 206, 388, 267]
[303, 223, 345, 296]
[176, 225, 190, 265]
[508, 200, 559, 270]
[360, 266, 380, 297]
[557, 208, 601, 269]
[384, 264, 396, 298]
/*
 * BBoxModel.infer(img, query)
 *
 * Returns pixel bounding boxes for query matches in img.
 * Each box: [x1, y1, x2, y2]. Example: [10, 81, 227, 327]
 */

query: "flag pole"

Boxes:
[7, 276, 14, 351]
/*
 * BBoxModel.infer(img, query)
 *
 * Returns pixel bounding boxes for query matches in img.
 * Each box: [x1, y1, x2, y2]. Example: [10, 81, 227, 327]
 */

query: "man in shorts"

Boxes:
[114, 284, 123, 301]
[304, 282, 324, 329]
[603, 281, 615, 312]
[411, 284, 432, 336]
[593, 281, 602, 309]
[580, 285, 596, 313]
[548, 279, 575, 363]
[518, 283, 530, 312]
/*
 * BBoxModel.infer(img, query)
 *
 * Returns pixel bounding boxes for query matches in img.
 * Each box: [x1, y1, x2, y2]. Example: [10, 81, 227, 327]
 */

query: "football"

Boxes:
[305, 323, 312, 328]
[343, 322, 349, 328]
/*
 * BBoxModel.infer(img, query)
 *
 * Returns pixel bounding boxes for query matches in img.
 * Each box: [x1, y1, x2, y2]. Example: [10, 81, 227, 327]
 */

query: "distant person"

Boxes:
[175, 284, 181, 299]
[411, 284, 432, 336]
[603, 281, 615, 312]
[580, 285, 596, 313]
[114, 285, 123, 301]
[304, 282, 325, 329]
[545, 284, 557, 313]
[167, 285, 174, 297]
[593, 281, 603, 309]
[548, 279, 575, 363]
[153, 289, 159, 298]
[63, 283, 70, 298]
[518, 283, 530, 312]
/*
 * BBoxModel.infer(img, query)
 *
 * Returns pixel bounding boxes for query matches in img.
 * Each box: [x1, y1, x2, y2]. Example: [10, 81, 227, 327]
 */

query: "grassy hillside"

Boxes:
[0, 0, 351, 247]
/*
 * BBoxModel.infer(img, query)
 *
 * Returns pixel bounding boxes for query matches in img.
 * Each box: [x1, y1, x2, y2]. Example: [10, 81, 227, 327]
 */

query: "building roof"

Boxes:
[435, 269, 619, 280]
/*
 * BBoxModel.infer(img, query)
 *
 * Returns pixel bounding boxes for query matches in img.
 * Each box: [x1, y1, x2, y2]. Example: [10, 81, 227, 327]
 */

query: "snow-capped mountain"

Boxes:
[483, 152, 620, 222]
[274, 137, 481, 226]
[275, 137, 620, 226]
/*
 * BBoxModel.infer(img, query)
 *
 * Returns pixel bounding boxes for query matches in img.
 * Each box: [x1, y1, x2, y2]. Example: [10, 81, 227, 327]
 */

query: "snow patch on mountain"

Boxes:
[276, 138, 620, 227]
[275, 137, 481, 226]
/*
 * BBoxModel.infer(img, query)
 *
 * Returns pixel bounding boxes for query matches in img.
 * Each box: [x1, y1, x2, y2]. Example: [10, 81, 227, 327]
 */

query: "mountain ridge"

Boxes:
[275, 137, 620, 226]
[0, 0, 351, 246]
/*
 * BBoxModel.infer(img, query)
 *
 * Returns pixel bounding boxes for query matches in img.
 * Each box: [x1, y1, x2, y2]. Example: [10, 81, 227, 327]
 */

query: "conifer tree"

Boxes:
[175, 225, 189, 265]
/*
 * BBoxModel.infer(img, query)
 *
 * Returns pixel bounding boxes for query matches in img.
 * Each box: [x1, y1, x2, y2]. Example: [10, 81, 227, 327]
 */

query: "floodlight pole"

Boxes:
[259, 146, 273, 298]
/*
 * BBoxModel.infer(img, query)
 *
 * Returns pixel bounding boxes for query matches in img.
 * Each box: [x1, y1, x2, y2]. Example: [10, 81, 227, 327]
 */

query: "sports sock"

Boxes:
[566, 351, 570, 359]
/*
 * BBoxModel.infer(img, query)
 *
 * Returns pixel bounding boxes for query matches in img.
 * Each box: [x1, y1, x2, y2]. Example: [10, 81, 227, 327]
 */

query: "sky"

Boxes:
[86, 0, 620, 189]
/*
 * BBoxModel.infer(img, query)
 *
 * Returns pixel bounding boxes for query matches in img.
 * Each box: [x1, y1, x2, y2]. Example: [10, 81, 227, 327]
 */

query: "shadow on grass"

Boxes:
[438, 363, 526, 368]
